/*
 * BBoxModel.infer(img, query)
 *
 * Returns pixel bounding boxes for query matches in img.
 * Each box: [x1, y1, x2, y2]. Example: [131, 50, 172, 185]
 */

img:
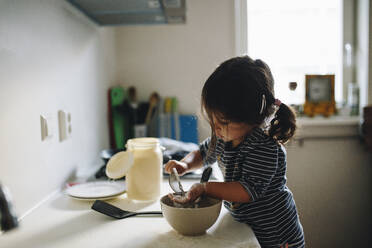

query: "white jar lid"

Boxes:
[105, 151, 134, 179]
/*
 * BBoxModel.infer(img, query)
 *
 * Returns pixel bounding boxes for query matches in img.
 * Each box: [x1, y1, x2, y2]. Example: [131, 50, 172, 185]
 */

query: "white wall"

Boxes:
[115, 0, 235, 139]
[0, 0, 116, 215]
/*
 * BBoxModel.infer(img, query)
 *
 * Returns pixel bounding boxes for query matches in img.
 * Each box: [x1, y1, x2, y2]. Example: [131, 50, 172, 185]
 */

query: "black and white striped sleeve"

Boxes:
[199, 137, 217, 166]
[238, 144, 279, 201]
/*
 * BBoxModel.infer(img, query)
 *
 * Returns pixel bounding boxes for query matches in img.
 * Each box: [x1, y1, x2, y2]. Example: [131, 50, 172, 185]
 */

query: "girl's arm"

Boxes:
[180, 150, 203, 171]
[167, 151, 252, 203]
[164, 150, 203, 175]
[179, 181, 251, 204]
[205, 181, 251, 203]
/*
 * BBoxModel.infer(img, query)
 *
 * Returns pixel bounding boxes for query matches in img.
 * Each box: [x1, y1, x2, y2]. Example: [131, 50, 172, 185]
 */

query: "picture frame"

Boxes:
[303, 74, 336, 117]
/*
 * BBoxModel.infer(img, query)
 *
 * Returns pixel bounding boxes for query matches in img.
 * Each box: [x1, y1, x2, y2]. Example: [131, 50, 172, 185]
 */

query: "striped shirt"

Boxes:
[199, 127, 305, 248]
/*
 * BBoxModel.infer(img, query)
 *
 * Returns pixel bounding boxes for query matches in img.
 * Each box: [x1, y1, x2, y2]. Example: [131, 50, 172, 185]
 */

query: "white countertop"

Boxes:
[1, 179, 260, 248]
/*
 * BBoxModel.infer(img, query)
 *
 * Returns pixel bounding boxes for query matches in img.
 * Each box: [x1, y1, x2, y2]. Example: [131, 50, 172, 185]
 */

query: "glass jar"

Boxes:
[125, 138, 163, 201]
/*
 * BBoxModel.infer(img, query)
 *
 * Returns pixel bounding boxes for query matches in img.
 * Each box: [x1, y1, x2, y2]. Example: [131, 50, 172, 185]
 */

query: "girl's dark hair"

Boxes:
[201, 56, 296, 145]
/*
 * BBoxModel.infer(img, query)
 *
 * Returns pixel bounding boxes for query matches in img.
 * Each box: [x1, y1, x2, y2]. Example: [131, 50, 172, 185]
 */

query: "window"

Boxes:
[244, 0, 349, 105]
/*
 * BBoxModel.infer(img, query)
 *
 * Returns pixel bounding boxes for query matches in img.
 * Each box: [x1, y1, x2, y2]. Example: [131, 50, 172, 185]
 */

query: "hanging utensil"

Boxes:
[145, 92, 160, 125]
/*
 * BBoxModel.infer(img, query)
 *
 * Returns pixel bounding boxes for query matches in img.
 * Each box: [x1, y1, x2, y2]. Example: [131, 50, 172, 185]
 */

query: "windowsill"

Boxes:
[294, 116, 361, 141]
[297, 115, 360, 127]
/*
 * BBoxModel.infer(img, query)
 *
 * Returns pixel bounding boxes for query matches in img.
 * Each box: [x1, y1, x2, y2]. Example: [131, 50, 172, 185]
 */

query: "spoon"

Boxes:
[169, 168, 185, 196]
[194, 167, 213, 204]
[169, 167, 213, 195]
[200, 167, 212, 183]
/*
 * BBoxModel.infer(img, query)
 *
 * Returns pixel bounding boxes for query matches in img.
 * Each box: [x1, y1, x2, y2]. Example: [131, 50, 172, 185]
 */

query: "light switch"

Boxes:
[40, 114, 53, 141]
[58, 110, 71, 142]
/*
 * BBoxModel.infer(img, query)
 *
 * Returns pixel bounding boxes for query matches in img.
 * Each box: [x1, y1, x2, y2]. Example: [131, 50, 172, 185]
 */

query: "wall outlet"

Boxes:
[40, 114, 54, 141]
[58, 110, 72, 142]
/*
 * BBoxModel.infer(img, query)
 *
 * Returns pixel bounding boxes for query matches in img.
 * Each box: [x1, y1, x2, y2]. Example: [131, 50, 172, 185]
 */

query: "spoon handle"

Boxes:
[195, 167, 213, 203]
[200, 167, 213, 183]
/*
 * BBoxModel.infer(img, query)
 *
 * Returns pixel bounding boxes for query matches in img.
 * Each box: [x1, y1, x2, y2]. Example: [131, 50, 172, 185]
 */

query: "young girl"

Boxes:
[165, 56, 305, 248]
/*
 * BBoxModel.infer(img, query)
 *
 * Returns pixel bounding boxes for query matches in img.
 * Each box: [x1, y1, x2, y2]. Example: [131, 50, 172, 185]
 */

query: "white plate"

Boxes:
[65, 181, 126, 200]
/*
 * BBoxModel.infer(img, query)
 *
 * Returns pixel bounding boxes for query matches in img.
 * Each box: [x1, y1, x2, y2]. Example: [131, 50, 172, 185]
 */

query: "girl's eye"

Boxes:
[229, 124, 240, 129]
[211, 115, 229, 126]
[216, 119, 229, 125]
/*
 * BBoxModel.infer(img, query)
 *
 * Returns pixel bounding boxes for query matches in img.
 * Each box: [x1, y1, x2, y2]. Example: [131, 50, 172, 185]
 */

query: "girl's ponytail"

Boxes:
[268, 103, 297, 144]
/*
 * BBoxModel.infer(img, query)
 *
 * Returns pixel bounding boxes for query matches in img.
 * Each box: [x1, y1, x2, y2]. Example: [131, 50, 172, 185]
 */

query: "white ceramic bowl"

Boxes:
[160, 194, 222, 236]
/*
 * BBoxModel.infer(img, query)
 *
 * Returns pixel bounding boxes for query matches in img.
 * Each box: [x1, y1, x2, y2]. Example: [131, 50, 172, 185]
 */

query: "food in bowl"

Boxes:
[160, 194, 222, 236]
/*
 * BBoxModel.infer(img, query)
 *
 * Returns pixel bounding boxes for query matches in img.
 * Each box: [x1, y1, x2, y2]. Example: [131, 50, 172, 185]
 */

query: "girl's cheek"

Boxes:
[216, 130, 227, 140]
[216, 131, 223, 139]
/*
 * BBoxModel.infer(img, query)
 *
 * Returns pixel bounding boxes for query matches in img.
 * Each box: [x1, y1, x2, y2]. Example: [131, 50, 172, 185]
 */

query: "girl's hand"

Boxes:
[170, 183, 206, 203]
[164, 160, 188, 176]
